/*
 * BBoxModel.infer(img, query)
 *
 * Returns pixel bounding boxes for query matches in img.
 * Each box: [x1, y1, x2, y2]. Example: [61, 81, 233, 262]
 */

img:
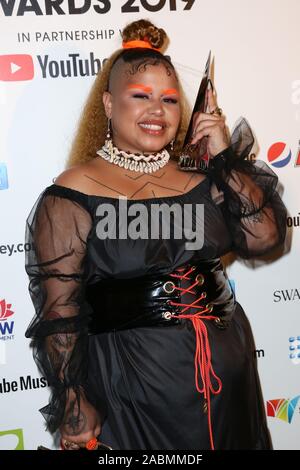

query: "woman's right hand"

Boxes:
[60, 389, 102, 450]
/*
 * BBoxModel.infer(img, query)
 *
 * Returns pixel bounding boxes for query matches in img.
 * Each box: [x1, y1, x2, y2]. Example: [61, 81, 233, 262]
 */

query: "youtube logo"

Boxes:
[0, 55, 34, 81]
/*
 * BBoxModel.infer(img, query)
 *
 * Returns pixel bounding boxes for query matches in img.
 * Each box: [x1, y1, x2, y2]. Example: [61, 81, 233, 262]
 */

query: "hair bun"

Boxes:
[122, 19, 167, 50]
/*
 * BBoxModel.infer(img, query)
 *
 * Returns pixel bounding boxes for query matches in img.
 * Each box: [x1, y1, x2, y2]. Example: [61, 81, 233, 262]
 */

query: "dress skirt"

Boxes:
[87, 302, 271, 450]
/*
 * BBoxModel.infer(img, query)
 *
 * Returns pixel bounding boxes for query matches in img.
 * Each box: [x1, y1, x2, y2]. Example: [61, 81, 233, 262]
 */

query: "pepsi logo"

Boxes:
[267, 142, 292, 168]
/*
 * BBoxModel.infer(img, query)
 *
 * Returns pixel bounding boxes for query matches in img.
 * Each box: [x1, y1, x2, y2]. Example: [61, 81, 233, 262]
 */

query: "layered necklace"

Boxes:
[96, 139, 170, 174]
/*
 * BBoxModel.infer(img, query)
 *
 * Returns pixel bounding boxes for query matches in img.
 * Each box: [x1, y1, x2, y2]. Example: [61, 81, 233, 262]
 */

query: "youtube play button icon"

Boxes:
[0, 54, 34, 81]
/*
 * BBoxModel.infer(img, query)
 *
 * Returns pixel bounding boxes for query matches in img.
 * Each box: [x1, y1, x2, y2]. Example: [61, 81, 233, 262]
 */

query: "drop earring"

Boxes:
[170, 139, 175, 151]
[106, 118, 111, 141]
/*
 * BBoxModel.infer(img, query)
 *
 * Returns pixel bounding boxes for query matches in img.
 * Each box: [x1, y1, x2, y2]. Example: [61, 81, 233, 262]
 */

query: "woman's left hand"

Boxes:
[191, 86, 230, 157]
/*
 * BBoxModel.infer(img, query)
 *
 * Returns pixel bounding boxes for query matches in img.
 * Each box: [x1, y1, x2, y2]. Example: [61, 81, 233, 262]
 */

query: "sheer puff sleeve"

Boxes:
[25, 188, 101, 433]
[208, 118, 287, 258]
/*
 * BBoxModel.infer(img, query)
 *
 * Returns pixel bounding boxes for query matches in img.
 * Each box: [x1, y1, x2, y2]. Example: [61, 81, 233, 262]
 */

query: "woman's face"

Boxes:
[103, 61, 181, 154]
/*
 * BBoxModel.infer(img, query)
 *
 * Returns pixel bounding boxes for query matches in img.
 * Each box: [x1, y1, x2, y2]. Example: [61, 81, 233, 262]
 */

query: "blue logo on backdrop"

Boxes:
[229, 279, 235, 299]
[289, 336, 300, 365]
[0, 299, 15, 340]
[0, 164, 8, 190]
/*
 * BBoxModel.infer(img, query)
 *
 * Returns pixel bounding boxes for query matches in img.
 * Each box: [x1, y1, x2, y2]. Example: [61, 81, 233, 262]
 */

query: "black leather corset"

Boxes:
[86, 258, 235, 334]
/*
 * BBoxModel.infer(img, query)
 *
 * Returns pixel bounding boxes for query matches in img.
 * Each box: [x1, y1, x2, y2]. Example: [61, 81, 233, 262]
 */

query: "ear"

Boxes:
[102, 91, 113, 119]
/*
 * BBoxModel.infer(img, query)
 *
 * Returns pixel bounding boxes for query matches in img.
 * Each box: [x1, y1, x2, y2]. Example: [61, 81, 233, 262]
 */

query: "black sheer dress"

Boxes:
[25, 119, 286, 450]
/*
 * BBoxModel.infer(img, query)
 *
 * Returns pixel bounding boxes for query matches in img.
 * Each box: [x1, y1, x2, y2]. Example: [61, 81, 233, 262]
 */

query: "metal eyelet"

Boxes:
[191, 266, 197, 271]
[202, 291, 207, 299]
[214, 317, 228, 330]
[195, 273, 204, 285]
[206, 303, 213, 313]
[162, 311, 172, 320]
[163, 281, 175, 294]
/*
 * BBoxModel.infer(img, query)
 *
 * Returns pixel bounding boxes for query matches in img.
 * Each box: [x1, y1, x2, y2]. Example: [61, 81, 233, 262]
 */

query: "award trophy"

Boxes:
[178, 51, 212, 173]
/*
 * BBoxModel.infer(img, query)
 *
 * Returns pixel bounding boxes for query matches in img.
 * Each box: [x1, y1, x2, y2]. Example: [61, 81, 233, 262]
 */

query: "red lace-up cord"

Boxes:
[168, 266, 222, 450]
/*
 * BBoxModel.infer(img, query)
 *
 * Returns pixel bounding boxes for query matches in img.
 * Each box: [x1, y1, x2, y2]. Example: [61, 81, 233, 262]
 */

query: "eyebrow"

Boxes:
[126, 84, 179, 96]
[127, 84, 153, 92]
[162, 88, 179, 95]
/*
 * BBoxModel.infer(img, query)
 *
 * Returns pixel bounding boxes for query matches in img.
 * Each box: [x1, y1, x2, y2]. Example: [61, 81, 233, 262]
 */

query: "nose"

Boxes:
[148, 98, 164, 116]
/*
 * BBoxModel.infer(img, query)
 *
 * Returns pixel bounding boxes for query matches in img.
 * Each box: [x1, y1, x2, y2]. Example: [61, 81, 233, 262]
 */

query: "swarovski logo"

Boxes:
[273, 289, 300, 302]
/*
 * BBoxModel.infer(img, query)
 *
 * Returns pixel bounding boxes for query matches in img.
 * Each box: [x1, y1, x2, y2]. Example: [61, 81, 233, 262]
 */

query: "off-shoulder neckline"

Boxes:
[48, 177, 209, 203]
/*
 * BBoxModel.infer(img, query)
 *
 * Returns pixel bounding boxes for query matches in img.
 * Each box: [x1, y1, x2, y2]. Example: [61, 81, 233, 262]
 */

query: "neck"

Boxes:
[110, 141, 164, 157]
[108, 140, 166, 157]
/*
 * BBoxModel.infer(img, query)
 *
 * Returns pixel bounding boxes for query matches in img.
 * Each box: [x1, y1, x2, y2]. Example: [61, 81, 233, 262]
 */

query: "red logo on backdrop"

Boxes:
[295, 143, 300, 167]
[0, 54, 34, 81]
[0, 299, 14, 320]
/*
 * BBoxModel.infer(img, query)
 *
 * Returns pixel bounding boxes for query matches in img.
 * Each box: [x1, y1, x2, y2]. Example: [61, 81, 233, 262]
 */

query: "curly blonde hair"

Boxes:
[66, 19, 190, 168]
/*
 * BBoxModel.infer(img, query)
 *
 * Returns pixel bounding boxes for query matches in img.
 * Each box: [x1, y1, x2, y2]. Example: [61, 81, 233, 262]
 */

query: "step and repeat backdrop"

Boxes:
[0, 0, 299, 450]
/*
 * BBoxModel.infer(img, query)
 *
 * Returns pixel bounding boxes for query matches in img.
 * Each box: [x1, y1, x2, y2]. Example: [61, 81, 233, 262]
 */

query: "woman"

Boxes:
[25, 19, 286, 450]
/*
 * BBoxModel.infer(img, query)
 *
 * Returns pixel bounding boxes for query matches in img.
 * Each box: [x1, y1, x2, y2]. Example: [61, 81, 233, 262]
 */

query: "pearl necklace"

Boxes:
[96, 139, 170, 173]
